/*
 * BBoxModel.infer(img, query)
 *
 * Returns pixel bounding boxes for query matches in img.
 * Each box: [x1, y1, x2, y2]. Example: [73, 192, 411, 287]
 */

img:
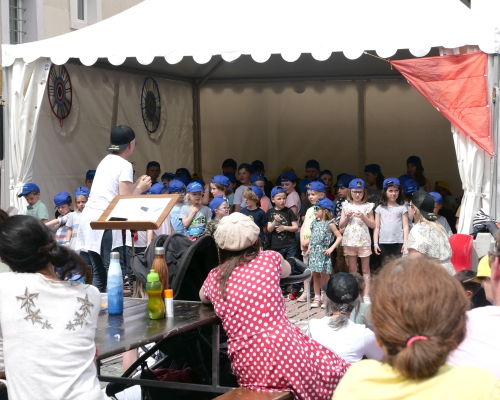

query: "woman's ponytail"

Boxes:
[48, 244, 92, 282]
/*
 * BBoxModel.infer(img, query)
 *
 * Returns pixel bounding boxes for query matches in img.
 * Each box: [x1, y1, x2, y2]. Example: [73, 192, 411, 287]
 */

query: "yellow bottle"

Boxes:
[146, 269, 165, 319]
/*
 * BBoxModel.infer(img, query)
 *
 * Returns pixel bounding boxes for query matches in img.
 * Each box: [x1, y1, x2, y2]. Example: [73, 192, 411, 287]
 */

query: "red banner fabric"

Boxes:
[391, 52, 491, 155]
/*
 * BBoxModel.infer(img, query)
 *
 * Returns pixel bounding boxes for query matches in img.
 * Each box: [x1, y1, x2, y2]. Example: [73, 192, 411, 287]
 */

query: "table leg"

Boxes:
[212, 324, 220, 389]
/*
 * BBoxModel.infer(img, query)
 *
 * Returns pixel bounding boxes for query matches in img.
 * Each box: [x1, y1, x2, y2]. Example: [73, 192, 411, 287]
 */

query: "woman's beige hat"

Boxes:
[214, 212, 260, 251]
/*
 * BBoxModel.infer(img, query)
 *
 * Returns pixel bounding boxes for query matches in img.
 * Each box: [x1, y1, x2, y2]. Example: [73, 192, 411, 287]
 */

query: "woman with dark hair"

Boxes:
[406, 155, 431, 192]
[0, 216, 108, 399]
[333, 257, 500, 399]
[404, 191, 454, 275]
[200, 213, 349, 400]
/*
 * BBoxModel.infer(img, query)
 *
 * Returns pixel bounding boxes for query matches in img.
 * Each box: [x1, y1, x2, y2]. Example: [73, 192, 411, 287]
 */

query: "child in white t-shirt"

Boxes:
[65, 186, 91, 265]
[180, 181, 212, 239]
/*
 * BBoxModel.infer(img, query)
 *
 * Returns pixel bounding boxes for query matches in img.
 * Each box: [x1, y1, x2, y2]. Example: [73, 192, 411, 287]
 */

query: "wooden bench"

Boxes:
[215, 387, 294, 400]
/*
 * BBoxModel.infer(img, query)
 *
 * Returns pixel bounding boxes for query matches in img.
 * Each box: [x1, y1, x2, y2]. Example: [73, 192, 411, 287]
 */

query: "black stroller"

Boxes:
[106, 234, 310, 399]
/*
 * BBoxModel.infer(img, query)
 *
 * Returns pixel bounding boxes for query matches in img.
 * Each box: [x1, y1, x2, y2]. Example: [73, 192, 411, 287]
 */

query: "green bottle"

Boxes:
[146, 269, 165, 320]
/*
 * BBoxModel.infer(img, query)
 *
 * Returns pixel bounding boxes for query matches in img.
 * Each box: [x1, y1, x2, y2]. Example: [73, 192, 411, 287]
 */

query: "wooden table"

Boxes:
[95, 298, 232, 394]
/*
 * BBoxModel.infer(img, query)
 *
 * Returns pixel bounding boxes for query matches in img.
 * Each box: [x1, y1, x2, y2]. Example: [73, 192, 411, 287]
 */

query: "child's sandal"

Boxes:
[311, 298, 321, 308]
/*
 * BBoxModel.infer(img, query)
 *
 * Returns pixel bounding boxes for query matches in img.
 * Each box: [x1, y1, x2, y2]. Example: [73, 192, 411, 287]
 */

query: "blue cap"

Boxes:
[222, 158, 237, 169]
[224, 172, 237, 183]
[186, 181, 204, 193]
[174, 173, 190, 186]
[191, 177, 205, 187]
[398, 174, 413, 185]
[271, 186, 287, 198]
[305, 159, 320, 170]
[306, 181, 326, 193]
[212, 174, 232, 190]
[250, 172, 265, 184]
[319, 169, 333, 177]
[348, 178, 366, 189]
[249, 185, 264, 199]
[238, 163, 253, 172]
[75, 186, 90, 198]
[403, 179, 419, 195]
[148, 182, 167, 195]
[336, 174, 355, 188]
[18, 182, 41, 197]
[86, 170, 96, 180]
[209, 195, 227, 213]
[280, 171, 297, 182]
[54, 191, 72, 208]
[146, 161, 160, 170]
[407, 156, 422, 166]
[161, 172, 175, 181]
[175, 168, 191, 180]
[364, 164, 382, 174]
[429, 191, 443, 204]
[316, 198, 334, 211]
[168, 179, 185, 193]
[251, 160, 265, 171]
[383, 178, 400, 188]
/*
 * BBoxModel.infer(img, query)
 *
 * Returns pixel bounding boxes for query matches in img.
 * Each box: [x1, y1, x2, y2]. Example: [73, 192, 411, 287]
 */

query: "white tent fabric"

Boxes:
[4, 58, 50, 211]
[1, 0, 496, 68]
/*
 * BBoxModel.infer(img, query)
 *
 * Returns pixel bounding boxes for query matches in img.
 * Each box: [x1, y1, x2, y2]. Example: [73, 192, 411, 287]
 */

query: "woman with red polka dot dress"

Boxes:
[200, 213, 350, 400]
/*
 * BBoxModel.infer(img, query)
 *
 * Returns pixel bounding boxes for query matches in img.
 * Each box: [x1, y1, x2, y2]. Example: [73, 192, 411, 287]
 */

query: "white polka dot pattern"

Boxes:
[202, 250, 350, 400]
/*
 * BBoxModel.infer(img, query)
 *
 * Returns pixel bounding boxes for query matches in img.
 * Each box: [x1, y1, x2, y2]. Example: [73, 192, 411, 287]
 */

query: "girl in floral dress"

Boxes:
[200, 213, 349, 400]
[307, 198, 343, 308]
[339, 178, 375, 302]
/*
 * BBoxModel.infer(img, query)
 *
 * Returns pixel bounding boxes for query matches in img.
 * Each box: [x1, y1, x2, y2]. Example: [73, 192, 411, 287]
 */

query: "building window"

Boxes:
[9, 0, 25, 44]
[77, 0, 86, 21]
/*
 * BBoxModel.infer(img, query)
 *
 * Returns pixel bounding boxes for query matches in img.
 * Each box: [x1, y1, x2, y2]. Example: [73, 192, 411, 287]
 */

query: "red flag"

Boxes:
[391, 52, 491, 155]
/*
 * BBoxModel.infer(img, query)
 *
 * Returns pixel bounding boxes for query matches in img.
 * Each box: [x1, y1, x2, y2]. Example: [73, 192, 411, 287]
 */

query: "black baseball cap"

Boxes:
[411, 190, 438, 221]
[322, 273, 359, 304]
[106, 125, 136, 152]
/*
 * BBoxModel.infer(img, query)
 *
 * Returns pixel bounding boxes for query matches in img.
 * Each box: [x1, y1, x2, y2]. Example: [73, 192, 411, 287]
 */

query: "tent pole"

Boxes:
[491, 54, 499, 221]
[1, 67, 10, 210]
[357, 81, 367, 176]
[192, 83, 201, 173]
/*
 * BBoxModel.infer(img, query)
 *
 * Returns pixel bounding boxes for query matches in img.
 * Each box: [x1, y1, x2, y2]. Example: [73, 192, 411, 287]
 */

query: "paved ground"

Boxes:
[99, 289, 323, 388]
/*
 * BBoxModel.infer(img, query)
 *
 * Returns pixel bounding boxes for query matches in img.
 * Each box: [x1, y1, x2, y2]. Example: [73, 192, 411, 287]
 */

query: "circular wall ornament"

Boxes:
[141, 77, 161, 134]
[47, 64, 72, 126]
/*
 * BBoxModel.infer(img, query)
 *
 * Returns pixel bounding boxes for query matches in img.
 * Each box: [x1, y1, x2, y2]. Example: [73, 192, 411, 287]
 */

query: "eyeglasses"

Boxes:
[313, 206, 321, 211]
[351, 191, 364, 195]
[217, 206, 230, 211]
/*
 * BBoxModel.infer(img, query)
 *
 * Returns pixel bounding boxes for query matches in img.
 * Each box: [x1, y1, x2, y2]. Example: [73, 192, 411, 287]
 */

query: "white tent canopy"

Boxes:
[1, 0, 499, 234]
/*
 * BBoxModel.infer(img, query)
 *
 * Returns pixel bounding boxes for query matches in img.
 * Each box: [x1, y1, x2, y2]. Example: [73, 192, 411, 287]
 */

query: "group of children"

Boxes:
[16, 156, 459, 307]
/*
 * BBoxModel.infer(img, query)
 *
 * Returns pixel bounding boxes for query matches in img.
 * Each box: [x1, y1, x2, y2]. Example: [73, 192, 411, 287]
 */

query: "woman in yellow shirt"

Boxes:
[333, 257, 500, 400]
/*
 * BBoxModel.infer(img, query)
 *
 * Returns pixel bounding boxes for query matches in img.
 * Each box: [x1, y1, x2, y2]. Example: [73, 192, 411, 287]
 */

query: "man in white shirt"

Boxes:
[447, 232, 500, 378]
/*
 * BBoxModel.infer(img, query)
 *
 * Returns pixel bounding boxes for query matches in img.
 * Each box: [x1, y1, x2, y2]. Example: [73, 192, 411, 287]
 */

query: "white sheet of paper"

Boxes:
[106, 198, 171, 222]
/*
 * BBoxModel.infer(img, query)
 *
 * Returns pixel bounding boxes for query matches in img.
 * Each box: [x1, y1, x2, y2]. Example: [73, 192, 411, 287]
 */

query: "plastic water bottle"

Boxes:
[146, 269, 165, 320]
[107, 252, 123, 315]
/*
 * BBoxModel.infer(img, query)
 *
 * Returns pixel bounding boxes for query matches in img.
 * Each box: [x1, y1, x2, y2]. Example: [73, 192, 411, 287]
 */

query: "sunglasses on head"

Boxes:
[313, 206, 323, 211]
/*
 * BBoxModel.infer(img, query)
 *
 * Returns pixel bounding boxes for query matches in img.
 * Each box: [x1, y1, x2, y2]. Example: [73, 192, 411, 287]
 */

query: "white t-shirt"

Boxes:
[233, 185, 250, 208]
[309, 317, 383, 363]
[77, 154, 133, 253]
[437, 215, 453, 238]
[447, 306, 500, 378]
[0, 272, 108, 399]
[125, 230, 148, 248]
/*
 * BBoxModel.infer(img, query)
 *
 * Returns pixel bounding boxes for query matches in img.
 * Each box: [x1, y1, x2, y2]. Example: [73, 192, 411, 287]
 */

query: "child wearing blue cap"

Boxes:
[85, 170, 96, 190]
[147, 183, 175, 242]
[65, 186, 91, 265]
[280, 171, 301, 217]
[161, 172, 175, 186]
[167, 179, 187, 235]
[364, 164, 384, 206]
[319, 170, 335, 201]
[266, 186, 299, 295]
[241, 186, 268, 242]
[206, 196, 230, 236]
[406, 156, 431, 192]
[250, 172, 271, 212]
[299, 159, 321, 201]
[18, 182, 49, 223]
[233, 163, 253, 212]
[46, 192, 73, 245]
[180, 181, 212, 239]
[202, 175, 232, 206]
[333, 174, 355, 274]
[373, 178, 409, 265]
[308, 198, 343, 308]
[339, 178, 375, 302]
[429, 192, 453, 237]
